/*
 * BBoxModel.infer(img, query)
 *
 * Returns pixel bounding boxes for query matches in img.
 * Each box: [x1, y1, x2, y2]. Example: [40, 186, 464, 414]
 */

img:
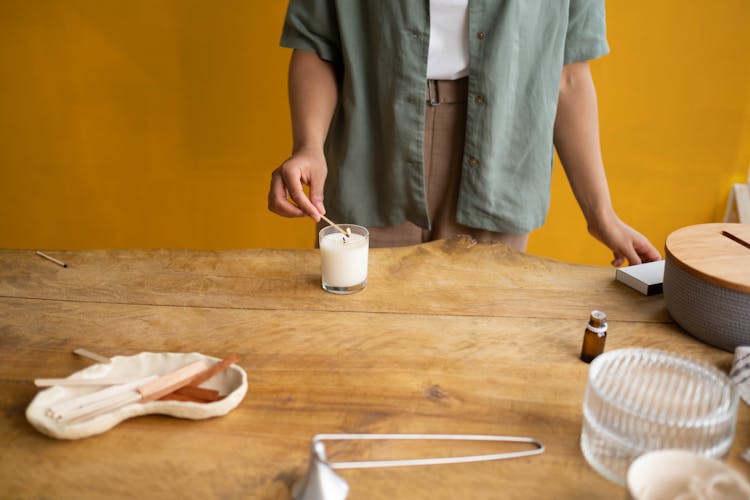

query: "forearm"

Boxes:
[552, 62, 661, 265]
[288, 49, 339, 154]
[267, 49, 338, 220]
[553, 61, 614, 228]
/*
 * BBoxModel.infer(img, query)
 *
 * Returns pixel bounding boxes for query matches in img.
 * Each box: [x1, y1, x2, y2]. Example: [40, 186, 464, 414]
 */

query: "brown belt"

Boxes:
[426, 77, 469, 106]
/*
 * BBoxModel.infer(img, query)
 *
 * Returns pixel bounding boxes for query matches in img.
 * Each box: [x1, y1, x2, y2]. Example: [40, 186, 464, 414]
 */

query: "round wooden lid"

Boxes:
[665, 223, 750, 293]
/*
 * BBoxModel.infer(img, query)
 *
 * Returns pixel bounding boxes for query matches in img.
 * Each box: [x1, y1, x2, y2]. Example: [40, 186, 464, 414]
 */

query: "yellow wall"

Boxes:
[529, 1, 750, 264]
[1, 1, 749, 265]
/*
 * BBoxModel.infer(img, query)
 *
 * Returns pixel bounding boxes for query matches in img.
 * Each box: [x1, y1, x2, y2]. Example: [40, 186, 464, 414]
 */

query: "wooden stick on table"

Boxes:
[73, 348, 111, 364]
[35, 377, 137, 387]
[58, 360, 209, 423]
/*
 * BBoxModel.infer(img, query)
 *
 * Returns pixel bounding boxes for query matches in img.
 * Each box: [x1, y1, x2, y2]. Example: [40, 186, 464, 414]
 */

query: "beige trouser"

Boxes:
[323, 78, 529, 252]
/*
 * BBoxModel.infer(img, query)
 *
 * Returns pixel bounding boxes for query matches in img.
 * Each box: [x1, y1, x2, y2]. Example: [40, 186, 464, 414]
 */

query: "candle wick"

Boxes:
[342, 227, 352, 244]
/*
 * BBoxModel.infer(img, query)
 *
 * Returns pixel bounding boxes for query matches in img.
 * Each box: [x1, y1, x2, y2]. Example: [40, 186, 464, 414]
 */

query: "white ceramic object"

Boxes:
[26, 352, 247, 440]
[627, 450, 750, 500]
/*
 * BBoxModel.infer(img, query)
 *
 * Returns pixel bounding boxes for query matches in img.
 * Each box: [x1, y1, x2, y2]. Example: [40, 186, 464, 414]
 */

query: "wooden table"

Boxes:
[1, 238, 747, 499]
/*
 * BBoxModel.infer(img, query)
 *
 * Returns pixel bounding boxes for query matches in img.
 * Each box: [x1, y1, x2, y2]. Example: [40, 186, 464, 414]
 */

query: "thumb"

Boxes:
[611, 253, 625, 267]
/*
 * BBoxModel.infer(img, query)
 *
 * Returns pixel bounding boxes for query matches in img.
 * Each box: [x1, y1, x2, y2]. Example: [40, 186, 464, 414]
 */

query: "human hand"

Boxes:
[587, 211, 661, 267]
[268, 148, 327, 220]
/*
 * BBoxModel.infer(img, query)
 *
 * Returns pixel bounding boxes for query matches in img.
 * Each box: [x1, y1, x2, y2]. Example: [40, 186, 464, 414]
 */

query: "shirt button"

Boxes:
[477, 31, 486, 40]
[475, 95, 485, 104]
[469, 157, 479, 167]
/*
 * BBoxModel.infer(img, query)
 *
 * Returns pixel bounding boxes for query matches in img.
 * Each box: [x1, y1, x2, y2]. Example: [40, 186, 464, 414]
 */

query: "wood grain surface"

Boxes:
[665, 222, 750, 292]
[0, 237, 747, 499]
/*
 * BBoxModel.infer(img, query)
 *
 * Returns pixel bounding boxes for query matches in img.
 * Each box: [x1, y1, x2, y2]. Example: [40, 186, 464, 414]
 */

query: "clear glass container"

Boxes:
[580, 348, 739, 485]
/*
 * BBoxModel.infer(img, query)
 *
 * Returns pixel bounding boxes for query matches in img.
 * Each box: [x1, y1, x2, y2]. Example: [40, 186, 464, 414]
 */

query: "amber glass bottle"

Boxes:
[580, 310, 607, 363]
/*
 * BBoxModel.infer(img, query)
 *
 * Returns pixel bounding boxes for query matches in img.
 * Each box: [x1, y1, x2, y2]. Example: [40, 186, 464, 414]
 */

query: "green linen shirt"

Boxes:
[280, 0, 609, 233]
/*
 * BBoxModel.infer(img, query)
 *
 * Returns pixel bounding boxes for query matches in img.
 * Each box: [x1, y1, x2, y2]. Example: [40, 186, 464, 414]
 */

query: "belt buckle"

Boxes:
[427, 80, 440, 107]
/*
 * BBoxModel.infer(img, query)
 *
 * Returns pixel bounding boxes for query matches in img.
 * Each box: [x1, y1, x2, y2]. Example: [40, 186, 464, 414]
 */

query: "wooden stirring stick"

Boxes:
[160, 353, 240, 403]
[58, 360, 208, 423]
[185, 353, 239, 387]
[73, 348, 111, 364]
[52, 354, 241, 422]
[48, 375, 158, 421]
[35, 377, 136, 387]
[137, 360, 210, 403]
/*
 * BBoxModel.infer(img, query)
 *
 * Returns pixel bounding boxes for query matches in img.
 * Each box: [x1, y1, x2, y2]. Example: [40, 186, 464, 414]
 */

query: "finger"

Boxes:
[268, 170, 305, 217]
[637, 241, 662, 263]
[622, 244, 642, 266]
[611, 239, 642, 266]
[308, 171, 326, 216]
[611, 254, 625, 267]
[282, 167, 320, 220]
[628, 230, 662, 263]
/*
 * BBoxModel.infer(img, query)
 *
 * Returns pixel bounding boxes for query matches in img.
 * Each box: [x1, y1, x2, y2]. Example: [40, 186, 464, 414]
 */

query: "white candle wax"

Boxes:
[319, 232, 368, 288]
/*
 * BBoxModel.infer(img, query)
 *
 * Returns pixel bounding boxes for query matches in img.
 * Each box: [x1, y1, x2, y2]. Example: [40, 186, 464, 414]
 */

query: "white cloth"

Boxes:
[427, 0, 469, 80]
[730, 346, 750, 407]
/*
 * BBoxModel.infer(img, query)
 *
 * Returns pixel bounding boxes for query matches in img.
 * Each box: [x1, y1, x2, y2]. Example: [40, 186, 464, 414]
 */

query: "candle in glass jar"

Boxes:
[319, 224, 369, 294]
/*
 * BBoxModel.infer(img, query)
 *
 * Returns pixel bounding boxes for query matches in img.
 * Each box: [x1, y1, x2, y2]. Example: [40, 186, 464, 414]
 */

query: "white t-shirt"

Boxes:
[426, 0, 470, 80]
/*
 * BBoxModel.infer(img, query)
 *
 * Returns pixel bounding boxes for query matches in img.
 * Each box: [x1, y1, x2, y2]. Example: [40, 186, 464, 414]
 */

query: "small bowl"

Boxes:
[627, 449, 750, 499]
[26, 352, 247, 440]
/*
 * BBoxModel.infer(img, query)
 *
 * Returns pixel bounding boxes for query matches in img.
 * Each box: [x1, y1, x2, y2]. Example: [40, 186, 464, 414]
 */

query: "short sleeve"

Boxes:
[564, 0, 609, 64]
[280, 0, 342, 65]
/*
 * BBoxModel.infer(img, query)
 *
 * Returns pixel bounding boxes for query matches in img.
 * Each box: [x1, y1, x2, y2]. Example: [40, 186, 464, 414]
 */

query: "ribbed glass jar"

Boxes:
[580, 348, 739, 485]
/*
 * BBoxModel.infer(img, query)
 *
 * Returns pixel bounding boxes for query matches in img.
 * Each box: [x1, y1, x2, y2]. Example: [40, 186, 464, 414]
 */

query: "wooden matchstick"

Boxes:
[319, 214, 351, 238]
[36, 251, 67, 268]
